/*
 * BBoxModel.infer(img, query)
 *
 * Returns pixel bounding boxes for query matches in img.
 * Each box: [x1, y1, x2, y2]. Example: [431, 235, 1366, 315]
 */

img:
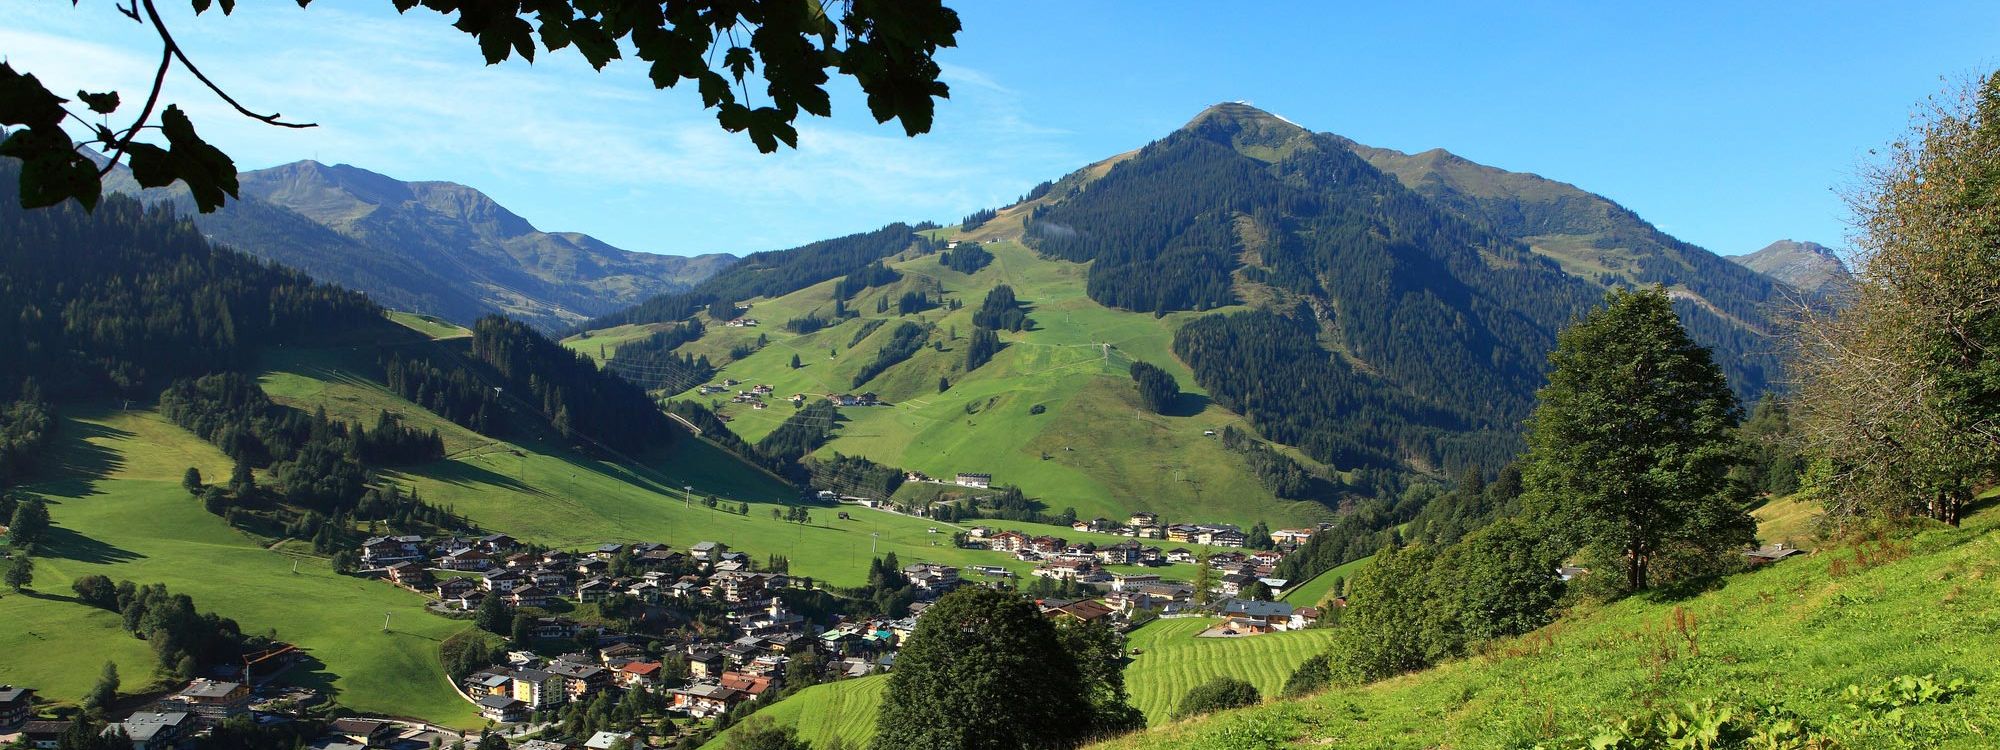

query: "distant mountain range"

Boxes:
[104, 159, 733, 331]
[1730, 239, 1851, 296]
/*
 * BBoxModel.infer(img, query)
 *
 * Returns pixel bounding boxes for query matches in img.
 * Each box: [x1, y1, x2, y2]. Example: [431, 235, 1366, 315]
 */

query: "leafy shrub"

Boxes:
[1281, 654, 1331, 698]
[1175, 676, 1261, 719]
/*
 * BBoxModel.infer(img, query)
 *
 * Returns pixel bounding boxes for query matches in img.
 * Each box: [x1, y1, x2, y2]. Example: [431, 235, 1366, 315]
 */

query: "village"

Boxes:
[0, 472, 1336, 750]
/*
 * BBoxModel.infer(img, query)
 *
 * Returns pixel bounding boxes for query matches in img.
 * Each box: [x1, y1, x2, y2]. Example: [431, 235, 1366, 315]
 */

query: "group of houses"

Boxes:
[824, 392, 882, 408]
[899, 470, 995, 489]
[355, 531, 987, 727]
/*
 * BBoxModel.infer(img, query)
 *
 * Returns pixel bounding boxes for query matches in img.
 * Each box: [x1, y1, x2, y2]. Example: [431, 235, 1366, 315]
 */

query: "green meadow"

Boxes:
[0, 407, 483, 727]
[1279, 554, 1372, 606]
[700, 675, 889, 750]
[1122, 617, 1339, 725]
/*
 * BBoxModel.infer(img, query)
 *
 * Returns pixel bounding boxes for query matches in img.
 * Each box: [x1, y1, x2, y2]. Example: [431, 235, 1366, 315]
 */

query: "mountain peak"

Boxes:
[1732, 239, 1851, 295]
[1179, 102, 1314, 160]
[1756, 239, 1841, 262]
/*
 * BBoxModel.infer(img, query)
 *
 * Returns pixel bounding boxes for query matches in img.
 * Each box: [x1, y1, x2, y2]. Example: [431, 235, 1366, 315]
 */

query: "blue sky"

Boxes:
[9, 2, 1997, 257]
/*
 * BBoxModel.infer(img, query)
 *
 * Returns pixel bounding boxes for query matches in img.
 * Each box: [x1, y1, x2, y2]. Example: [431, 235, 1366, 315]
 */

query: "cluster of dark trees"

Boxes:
[0, 161, 379, 402]
[1734, 395, 1803, 497]
[852, 323, 928, 387]
[605, 322, 717, 395]
[805, 453, 905, 499]
[757, 401, 839, 466]
[1403, 465, 1524, 548]
[1127, 361, 1179, 414]
[1176, 307, 1446, 470]
[835, 261, 903, 300]
[964, 327, 1002, 371]
[971, 284, 1031, 332]
[160, 373, 442, 512]
[784, 315, 831, 334]
[848, 318, 889, 347]
[583, 222, 936, 331]
[958, 208, 998, 231]
[470, 316, 679, 454]
[1271, 498, 1400, 584]
[70, 576, 264, 680]
[893, 290, 937, 316]
[0, 388, 56, 488]
[937, 241, 993, 273]
[380, 352, 502, 435]
[1218, 426, 1320, 500]
[706, 300, 744, 321]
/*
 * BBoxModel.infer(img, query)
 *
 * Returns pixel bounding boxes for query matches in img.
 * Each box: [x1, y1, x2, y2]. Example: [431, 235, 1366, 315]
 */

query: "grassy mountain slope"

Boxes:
[569, 238, 1338, 529]
[1732, 239, 1853, 296]
[105, 159, 732, 331]
[1093, 506, 2000, 749]
[0, 406, 484, 727]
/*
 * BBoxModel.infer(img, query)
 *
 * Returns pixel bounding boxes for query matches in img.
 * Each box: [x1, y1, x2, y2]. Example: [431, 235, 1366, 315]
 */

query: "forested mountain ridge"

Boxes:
[102, 158, 733, 331]
[1337, 131, 1788, 397]
[1730, 239, 1852, 296]
[575, 102, 1799, 520]
[0, 155, 694, 461]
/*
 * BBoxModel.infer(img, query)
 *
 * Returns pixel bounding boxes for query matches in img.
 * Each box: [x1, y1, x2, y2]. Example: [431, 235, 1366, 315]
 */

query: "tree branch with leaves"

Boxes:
[1, 0, 959, 212]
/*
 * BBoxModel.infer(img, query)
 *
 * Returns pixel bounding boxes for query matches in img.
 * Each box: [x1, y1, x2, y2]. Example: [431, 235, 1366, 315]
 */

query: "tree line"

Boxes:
[0, 159, 379, 403]
[379, 352, 504, 436]
[160, 373, 442, 512]
[835, 261, 902, 300]
[470, 316, 680, 454]
[69, 576, 266, 683]
[1127, 361, 1179, 414]
[604, 320, 717, 395]
[852, 322, 929, 388]
[584, 223, 937, 331]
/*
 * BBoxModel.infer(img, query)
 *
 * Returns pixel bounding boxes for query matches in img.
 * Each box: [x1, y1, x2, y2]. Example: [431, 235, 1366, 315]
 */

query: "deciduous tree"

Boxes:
[1520, 287, 1753, 592]
[1792, 72, 2000, 527]
[4, 553, 32, 592]
[873, 588, 1095, 750]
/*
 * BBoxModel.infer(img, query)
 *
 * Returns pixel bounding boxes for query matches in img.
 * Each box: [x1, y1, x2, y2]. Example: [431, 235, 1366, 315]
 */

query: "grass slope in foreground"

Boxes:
[701, 675, 889, 750]
[702, 616, 1337, 746]
[1095, 507, 2000, 749]
[1123, 617, 1339, 724]
[0, 407, 482, 727]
